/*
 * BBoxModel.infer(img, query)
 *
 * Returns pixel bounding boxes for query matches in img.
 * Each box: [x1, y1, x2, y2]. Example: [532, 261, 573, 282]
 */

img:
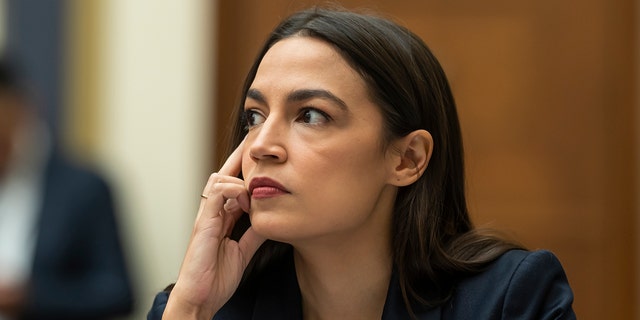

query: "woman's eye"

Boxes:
[245, 109, 266, 128]
[298, 108, 330, 125]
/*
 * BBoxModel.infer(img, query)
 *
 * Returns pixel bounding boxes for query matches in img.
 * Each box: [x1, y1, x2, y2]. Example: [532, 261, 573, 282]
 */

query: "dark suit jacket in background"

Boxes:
[148, 249, 575, 319]
[20, 151, 134, 320]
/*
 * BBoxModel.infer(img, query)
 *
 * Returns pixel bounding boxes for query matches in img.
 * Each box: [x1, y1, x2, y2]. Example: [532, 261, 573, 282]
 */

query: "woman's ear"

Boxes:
[388, 129, 433, 186]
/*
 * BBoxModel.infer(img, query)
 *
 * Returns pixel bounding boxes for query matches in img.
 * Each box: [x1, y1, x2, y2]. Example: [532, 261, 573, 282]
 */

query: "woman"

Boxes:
[149, 7, 575, 320]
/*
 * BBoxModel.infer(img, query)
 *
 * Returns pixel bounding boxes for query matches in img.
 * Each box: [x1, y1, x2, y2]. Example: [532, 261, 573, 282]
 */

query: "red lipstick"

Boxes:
[249, 177, 289, 199]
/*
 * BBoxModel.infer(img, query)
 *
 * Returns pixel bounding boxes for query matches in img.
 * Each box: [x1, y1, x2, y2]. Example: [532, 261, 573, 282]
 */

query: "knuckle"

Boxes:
[212, 182, 225, 193]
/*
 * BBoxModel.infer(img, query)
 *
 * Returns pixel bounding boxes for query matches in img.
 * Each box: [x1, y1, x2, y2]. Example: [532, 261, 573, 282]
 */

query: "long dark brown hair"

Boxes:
[224, 7, 523, 317]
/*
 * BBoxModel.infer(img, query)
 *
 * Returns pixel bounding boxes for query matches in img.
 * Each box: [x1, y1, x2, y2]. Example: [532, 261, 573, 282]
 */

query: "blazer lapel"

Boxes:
[381, 272, 442, 320]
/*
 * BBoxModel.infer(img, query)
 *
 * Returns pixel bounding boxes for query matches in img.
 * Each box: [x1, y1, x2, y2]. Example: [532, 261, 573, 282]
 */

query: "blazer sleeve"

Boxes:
[147, 291, 169, 320]
[502, 250, 576, 320]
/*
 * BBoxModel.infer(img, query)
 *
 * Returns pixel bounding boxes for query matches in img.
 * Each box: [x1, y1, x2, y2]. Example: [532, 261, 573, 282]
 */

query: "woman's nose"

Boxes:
[248, 117, 287, 163]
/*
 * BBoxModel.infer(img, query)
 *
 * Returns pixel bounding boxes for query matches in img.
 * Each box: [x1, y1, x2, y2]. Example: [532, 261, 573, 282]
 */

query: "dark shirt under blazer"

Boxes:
[148, 249, 575, 319]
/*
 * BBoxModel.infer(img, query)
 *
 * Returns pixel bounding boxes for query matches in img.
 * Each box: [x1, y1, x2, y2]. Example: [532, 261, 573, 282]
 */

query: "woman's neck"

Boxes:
[293, 228, 393, 320]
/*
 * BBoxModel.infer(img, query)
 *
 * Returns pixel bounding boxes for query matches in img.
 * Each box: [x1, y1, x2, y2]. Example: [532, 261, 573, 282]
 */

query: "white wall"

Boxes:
[95, 0, 214, 317]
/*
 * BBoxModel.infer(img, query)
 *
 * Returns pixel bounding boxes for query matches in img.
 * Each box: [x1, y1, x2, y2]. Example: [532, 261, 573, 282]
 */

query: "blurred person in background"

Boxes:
[0, 57, 133, 319]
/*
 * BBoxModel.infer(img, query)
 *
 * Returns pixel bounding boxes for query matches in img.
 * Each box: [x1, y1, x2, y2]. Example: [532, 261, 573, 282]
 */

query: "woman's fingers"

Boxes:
[200, 182, 247, 228]
[220, 198, 250, 237]
[197, 140, 247, 219]
[166, 140, 255, 318]
[219, 139, 245, 177]
[197, 173, 217, 215]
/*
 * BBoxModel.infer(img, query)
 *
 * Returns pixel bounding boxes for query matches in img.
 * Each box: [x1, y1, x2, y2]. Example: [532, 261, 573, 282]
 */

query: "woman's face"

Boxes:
[242, 36, 398, 244]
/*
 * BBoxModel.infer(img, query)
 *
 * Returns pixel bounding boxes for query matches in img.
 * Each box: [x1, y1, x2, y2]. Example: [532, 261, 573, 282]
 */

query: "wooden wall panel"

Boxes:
[215, 1, 638, 319]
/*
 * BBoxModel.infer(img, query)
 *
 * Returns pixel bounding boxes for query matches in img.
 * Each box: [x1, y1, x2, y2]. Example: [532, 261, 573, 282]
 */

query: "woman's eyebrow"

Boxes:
[246, 88, 266, 104]
[246, 88, 348, 111]
[288, 89, 347, 110]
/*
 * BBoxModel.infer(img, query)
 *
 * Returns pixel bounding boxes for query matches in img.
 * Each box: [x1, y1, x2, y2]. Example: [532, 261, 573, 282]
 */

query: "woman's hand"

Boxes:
[163, 141, 266, 320]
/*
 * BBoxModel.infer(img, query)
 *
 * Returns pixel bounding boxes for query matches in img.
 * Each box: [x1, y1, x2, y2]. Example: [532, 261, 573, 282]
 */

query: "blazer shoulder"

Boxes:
[502, 250, 575, 319]
[445, 250, 576, 320]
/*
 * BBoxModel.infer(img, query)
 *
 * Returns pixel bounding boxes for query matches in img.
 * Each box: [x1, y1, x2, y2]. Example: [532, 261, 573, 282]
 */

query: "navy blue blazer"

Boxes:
[20, 152, 134, 320]
[148, 249, 575, 319]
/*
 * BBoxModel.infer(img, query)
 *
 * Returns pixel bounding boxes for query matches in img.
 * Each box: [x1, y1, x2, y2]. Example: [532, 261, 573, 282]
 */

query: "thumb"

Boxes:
[238, 227, 267, 268]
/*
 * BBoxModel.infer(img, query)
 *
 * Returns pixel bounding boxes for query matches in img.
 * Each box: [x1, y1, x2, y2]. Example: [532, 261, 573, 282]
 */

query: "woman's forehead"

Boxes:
[260, 37, 346, 73]
[251, 37, 366, 97]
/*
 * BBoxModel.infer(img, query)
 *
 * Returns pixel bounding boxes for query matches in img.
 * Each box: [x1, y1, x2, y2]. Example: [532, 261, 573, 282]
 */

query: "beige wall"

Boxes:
[66, 0, 214, 318]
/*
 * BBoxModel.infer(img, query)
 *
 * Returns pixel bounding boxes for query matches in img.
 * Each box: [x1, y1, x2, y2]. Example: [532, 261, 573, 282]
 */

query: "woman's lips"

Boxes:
[249, 177, 289, 199]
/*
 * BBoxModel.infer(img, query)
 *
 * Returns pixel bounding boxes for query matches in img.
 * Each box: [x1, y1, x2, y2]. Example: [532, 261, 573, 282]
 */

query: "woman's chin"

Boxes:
[249, 211, 299, 241]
